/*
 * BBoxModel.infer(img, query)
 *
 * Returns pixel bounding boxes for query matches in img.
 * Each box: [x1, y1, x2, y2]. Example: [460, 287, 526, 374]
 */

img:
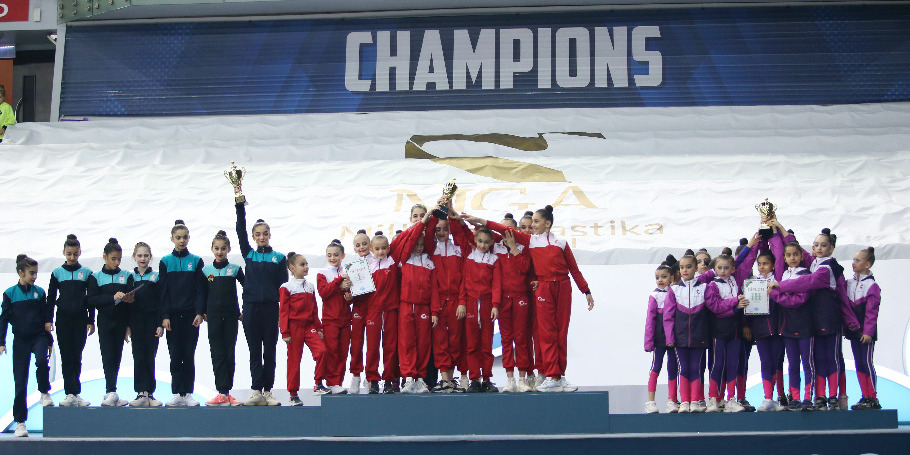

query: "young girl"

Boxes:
[48, 234, 94, 407]
[518, 211, 543, 389]
[422, 212, 468, 393]
[465, 205, 595, 392]
[128, 242, 163, 407]
[235, 202, 287, 406]
[644, 255, 679, 413]
[159, 221, 206, 407]
[495, 213, 535, 393]
[662, 254, 708, 412]
[1, 254, 53, 437]
[348, 229, 371, 394]
[774, 227, 860, 410]
[280, 252, 327, 405]
[846, 247, 882, 410]
[366, 231, 401, 394]
[449, 212, 501, 393]
[203, 231, 245, 406]
[393, 222, 438, 393]
[704, 254, 750, 412]
[87, 238, 134, 407]
[316, 240, 353, 395]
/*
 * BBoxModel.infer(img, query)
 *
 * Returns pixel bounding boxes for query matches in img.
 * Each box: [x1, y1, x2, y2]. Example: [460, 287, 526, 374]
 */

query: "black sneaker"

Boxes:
[383, 382, 396, 394]
[827, 397, 839, 411]
[813, 396, 828, 411]
[481, 381, 499, 393]
[313, 383, 330, 395]
[788, 398, 802, 411]
[368, 381, 380, 394]
[431, 380, 453, 393]
[851, 397, 870, 410]
[800, 399, 816, 411]
[466, 380, 483, 393]
[778, 394, 789, 407]
[450, 380, 467, 393]
[739, 399, 756, 412]
[289, 395, 303, 406]
[868, 397, 882, 410]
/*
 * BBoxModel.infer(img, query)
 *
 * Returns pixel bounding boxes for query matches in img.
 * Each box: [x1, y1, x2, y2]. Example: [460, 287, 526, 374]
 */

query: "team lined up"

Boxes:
[644, 218, 881, 414]
[1, 200, 595, 435]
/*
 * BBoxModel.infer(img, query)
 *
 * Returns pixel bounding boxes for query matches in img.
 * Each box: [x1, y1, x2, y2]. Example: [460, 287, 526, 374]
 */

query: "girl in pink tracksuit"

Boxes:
[643, 255, 679, 413]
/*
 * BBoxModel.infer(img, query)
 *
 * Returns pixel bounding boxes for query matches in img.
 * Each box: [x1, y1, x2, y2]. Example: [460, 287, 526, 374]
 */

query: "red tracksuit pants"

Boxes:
[349, 301, 368, 375]
[536, 278, 573, 378]
[286, 320, 326, 395]
[500, 294, 534, 373]
[398, 302, 432, 378]
[322, 321, 350, 387]
[432, 298, 463, 373]
[366, 307, 400, 382]
[465, 298, 495, 381]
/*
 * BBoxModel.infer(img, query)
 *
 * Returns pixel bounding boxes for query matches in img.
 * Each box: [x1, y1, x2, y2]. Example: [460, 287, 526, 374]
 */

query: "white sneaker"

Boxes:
[59, 394, 76, 407]
[645, 400, 659, 414]
[536, 377, 563, 392]
[243, 390, 266, 406]
[678, 401, 691, 413]
[724, 399, 745, 412]
[330, 385, 348, 395]
[517, 378, 533, 392]
[401, 377, 416, 394]
[757, 399, 777, 412]
[502, 378, 518, 393]
[414, 378, 429, 394]
[147, 394, 162, 407]
[705, 397, 720, 413]
[535, 375, 545, 389]
[667, 401, 680, 413]
[263, 391, 281, 406]
[459, 376, 470, 390]
[102, 392, 121, 407]
[183, 394, 200, 406]
[14, 422, 27, 437]
[40, 393, 54, 407]
[558, 377, 577, 392]
[74, 394, 91, 407]
[690, 400, 707, 413]
[129, 393, 150, 407]
[165, 394, 185, 407]
[349, 376, 362, 394]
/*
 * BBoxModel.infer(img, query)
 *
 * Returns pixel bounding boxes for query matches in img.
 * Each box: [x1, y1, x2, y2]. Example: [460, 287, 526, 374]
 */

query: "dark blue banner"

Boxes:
[60, 5, 910, 116]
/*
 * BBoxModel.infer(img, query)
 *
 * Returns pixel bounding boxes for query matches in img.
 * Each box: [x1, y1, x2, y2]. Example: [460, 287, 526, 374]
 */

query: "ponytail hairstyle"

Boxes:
[862, 246, 876, 266]
[372, 231, 388, 245]
[327, 239, 345, 253]
[213, 230, 230, 247]
[535, 205, 555, 230]
[501, 212, 517, 228]
[818, 228, 837, 247]
[252, 218, 269, 234]
[103, 238, 122, 255]
[133, 241, 151, 255]
[734, 238, 748, 256]
[64, 234, 81, 249]
[171, 219, 189, 235]
[15, 254, 38, 272]
[656, 254, 678, 275]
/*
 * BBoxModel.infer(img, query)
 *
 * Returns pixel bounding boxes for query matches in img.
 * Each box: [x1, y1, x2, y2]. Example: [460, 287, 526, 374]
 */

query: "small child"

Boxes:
[644, 255, 679, 413]
[1, 254, 53, 437]
[704, 254, 750, 412]
[347, 229, 371, 394]
[203, 231, 245, 406]
[366, 232, 401, 394]
[846, 247, 882, 410]
[495, 213, 535, 393]
[316, 240, 353, 395]
[662, 254, 708, 413]
[128, 242, 163, 407]
[280, 252, 326, 405]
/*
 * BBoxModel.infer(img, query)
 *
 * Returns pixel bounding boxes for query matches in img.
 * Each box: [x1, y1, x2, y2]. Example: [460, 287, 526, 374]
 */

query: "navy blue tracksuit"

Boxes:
[87, 267, 134, 393]
[236, 202, 288, 391]
[130, 268, 161, 394]
[203, 261, 245, 395]
[159, 249, 205, 395]
[48, 263, 93, 396]
[2, 284, 52, 423]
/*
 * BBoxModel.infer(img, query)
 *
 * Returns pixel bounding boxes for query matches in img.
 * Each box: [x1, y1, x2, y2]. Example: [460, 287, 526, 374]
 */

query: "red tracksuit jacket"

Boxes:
[279, 278, 322, 337]
[316, 266, 352, 326]
[450, 220, 502, 309]
[486, 221, 590, 294]
[368, 255, 399, 312]
[421, 218, 465, 301]
[493, 242, 534, 298]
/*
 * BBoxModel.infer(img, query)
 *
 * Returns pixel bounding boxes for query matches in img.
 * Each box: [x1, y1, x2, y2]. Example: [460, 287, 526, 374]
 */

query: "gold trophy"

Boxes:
[432, 179, 458, 220]
[225, 161, 248, 205]
[755, 198, 776, 239]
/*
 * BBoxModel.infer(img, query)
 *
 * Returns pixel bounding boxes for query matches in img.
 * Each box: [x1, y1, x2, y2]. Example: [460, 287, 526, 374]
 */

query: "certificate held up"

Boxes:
[345, 258, 376, 297]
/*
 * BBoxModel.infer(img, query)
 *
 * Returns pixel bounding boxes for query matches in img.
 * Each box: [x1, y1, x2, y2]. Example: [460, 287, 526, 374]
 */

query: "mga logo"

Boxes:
[187, 263, 194, 271]
[518, 300, 528, 306]
[78, 272, 84, 280]
[537, 296, 546, 302]
[272, 256, 278, 263]
[353, 313, 362, 319]
[420, 314, 429, 319]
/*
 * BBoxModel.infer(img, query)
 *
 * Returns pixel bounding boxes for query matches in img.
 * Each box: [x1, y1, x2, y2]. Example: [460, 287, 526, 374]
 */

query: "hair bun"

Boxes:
[787, 229, 794, 234]
[215, 230, 226, 237]
[174, 219, 185, 225]
[395, 230, 403, 235]
[288, 251, 296, 256]
[523, 211, 534, 217]
[868, 246, 875, 254]
[67, 234, 78, 240]
[374, 231, 384, 236]
[356, 229, 367, 235]
[108, 237, 119, 244]
[504, 213, 514, 219]
[664, 254, 678, 266]
[684, 249, 695, 256]
[256, 219, 265, 223]
[821, 228, 831, 235]
[543, 205, 554, 213]
[16, 254, 27, 262]
[331, 239, 342, 244]
[739, 238, 748, 245]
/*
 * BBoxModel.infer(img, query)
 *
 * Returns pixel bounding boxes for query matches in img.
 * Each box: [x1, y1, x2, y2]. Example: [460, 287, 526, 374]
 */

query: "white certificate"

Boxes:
[345, 258, 376, 297]
[743, 279, 770, 315]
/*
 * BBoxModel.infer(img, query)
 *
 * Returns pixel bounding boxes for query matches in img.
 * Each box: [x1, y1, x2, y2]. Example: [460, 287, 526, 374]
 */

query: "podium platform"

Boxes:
[2, 392, 907, 455]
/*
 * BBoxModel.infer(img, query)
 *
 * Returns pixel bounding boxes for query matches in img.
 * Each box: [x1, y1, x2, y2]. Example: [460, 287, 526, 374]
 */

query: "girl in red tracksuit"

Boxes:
[280, 252, 326, 405]
[367, 232, 401, 394]
[466, 205, 594, 393]
[316, 240, 353, 395]
[422, 213, 467, 392]
[517, 211, 544, 388]
[348, 229, 371, 393]
[495, 213, 535, 393]
[393, 222, 440, 393]
[449, 215, 502, 393]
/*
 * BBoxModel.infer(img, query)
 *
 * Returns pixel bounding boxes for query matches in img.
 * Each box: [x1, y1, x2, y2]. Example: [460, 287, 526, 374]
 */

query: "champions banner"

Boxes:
[59, 4, 910, 116]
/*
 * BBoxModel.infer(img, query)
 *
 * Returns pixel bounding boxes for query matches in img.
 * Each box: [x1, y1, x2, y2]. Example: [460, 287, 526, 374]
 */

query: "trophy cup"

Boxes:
[432, 179, 458, 220]
[755, 198, 776, 240]
[225, 161, 248, 205]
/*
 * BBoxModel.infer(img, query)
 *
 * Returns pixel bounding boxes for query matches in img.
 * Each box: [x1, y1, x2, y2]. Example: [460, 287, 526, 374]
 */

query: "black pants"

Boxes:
[208, 314, 239, 395]
[12, 333, 51, 423]
[97, 309, 128, 393]
[242, 301, 279, 391]
[56, 311, 87, 395]
[130, 309, 160, 394]
[425, 341, 439, 387]
[165, 309, 199, 395]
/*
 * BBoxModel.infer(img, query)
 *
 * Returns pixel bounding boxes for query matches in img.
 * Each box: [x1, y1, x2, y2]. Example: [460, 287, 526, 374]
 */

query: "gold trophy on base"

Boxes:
[432, 179, 458, 220]
[756, 198, 776, 239]
[225, 161, 248, 205]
